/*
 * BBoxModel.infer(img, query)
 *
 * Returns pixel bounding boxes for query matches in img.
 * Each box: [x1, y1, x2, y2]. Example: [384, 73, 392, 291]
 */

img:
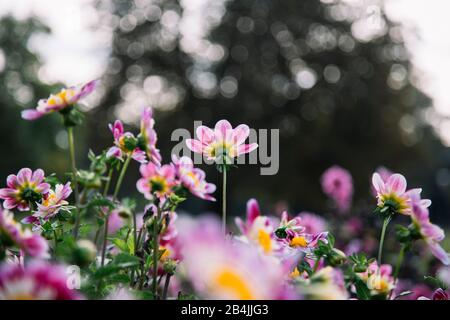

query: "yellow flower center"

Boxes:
[289, 267, 302, 279]
[257, 229, 272, 253]
[290, 236, 308, 248]
[214, 269, 254, 300]
[159, 246, 170, 261]
[150, 176, 169, 194]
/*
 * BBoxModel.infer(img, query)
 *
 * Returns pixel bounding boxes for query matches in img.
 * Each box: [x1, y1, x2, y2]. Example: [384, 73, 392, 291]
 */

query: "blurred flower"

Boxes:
[0, 261, 80, 300]
[186, 120, 258, 163]
[321, 166, 353, 213]
[107, 210, 125, 235]
[235, 199, 279, 254]
[410, 192, 449, 265]
[372, 172, 417, 215]
[0, 168, 50, 211]
[172, 155, 216, 201]
[276, 211, 328, 255]
[176, 215, 295, 299]
[106, 120, 147, 164]
[297, 212, 327, 234]
[418, 288, 449, 300]
[21, 80, 98, 120]
[437, 266, 450, 287]
[106, 287, 136, 300]
[298, 266, 348, 300]
[358, 261, 395, 296]
[23, 183, 72, 224]
[139, 107, 162, 166]
[136, 163, 176, 200]
[0, 206, 49, 258]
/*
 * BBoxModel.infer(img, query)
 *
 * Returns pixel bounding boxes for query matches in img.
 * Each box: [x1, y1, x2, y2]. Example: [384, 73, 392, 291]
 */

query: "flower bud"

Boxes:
[163, 259, 177, 275]
[73, 239, 97, 267]
[328, 248, 347, 266]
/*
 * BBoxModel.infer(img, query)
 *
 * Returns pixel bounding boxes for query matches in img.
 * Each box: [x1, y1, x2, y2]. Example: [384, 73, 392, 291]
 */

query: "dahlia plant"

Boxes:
[0, 81, 448, 300]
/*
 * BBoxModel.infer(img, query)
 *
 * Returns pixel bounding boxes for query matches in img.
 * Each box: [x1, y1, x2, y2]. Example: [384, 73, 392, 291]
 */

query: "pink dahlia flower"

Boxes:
[0, 168, 50, 211]
[106, 120, 147, 164]
[186, 120, 258, 163]
[0, 261, 81, 300]
[372, 172, 419, 215]
[410, 192, 449, 265]
[235, 199, 279, 254]
[321, 166, 353, 213]
[21, 80, 98, 120]
[358, 261, 395, 296]
[23, 182, 72, 224]
[136, 162, 176, 200]
[172, 155, 216, 201]
[0, 206, 49, 258]
[176, 215, 296, 300]
[140, 107, 162, 166]
[297, 212, 328, 235]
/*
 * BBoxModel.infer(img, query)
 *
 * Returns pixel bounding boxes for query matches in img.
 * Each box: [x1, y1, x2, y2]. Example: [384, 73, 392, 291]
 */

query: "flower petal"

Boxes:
[196, 126, 214, 144]
[232, 124, 250, 145]
[387, 174, 407, 194]
[371, 173, 385, 194]
[214, 120, 232, 141]
[17, 168, 32, 185]
[237, 143, 258, 156]
[186, 139, 204, 154]
[21, 109, 45, 120]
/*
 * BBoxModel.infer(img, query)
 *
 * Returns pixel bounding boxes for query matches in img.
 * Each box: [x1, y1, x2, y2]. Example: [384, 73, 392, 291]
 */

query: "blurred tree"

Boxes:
[0, 16, 67, 179]
[91, 0, 447, 219]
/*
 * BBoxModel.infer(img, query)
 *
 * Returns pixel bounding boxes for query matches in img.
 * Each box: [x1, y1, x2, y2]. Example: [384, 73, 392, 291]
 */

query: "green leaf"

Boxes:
[113, 253, 141, 268]
[93, 265, 121, 279]
[111, 239, 128, 252]
[354, 279, 371, 300]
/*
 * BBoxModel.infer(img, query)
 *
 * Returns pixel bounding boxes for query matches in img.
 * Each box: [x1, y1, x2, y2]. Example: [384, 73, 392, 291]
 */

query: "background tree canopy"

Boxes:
[1, 0, 449, 223]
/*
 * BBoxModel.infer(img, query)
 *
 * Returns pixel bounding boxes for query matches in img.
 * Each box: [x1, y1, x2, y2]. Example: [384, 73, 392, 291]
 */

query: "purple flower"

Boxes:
[410, 191, 449, 265]
[136, 162, 176, 200]
[172, 155, 216, 201]
[321, 166, 353, 214]
[186, 120, 258, 162]
[21, 80, 98, 120]
[0, 168, 50, 211]
[0, 206, 49, 258]
[140, 107, 162, 166]
[106, 120, 147, 164]
[372, 172, 419, 216]
[176, 215, 296, 299]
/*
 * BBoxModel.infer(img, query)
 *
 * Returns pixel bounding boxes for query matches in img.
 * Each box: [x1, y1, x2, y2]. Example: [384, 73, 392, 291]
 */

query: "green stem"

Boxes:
[68, 127, 81, 239]
[377, 216, 392, 265]
[101, 156, 131, 267]
[152, 208, 162, 299]
[162, 274, 172, 300]
[222, 167, 227, 235]
[113, 156, 131, 201]
[103, 168, 114, 197]
[393, 244, 406, 282]
[53, 229, 58, 253]
[313, 256, 321, 273]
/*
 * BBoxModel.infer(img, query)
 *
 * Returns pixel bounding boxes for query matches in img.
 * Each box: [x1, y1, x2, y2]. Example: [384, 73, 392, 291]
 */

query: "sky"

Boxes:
[1, 0, 450, 144]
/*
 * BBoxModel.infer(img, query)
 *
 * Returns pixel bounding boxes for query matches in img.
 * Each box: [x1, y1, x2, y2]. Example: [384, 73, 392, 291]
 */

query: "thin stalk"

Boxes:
[103, 168, 114, 197]
[312, 256, 321, 273]
[377, 216, 392, 265]
[222, 167, 227, 235]
[152, 207, 162, 299]
[101, 156, 131, 267]
[68, 127, 81, 239]
[393, 244, 406, 282]
[162, 274, 172, 300]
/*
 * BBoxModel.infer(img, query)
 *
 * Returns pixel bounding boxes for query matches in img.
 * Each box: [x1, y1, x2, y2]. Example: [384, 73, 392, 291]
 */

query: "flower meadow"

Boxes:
[0, 80, 449, 301]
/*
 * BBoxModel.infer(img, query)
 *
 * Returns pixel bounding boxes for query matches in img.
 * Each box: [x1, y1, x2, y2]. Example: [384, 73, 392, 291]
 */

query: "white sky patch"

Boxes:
[0, 0, 110, 85]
